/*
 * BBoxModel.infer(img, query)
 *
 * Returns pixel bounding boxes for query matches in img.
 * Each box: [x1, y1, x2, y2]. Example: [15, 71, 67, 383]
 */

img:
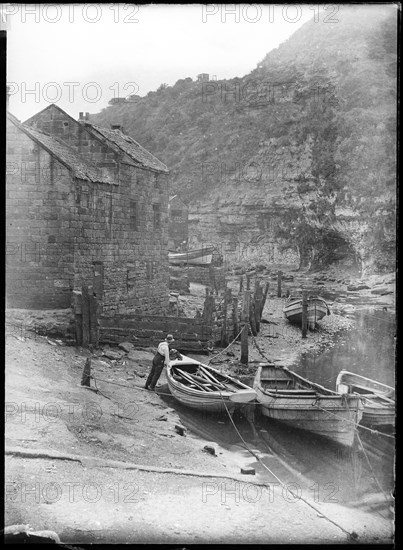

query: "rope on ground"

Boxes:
[217, 392, 357, 541]
[91, 373, 173, 397]
[249, 332, 274, 363]
[207, 328, 244, 366]
[356, 430, 393, 504]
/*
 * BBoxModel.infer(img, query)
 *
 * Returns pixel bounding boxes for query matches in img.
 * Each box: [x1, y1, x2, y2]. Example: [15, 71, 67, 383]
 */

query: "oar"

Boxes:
[198, 365, 229, 390]
[175, 368, 214, 392]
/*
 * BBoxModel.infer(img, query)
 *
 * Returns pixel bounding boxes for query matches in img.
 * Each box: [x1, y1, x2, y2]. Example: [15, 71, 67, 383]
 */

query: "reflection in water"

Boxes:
[160, 308, 395, 516]
[292, 309, 396, 389]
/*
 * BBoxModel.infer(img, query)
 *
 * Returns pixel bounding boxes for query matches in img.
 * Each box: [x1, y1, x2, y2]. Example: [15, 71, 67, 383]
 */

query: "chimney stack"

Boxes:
[79, 112, 84, 121]
[85, 112, 89, 121]
[111, 124, 123, 132]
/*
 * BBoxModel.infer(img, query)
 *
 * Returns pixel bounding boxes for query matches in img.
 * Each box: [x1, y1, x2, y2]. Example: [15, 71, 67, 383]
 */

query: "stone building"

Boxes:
[6, 104, 170, 314]
[168, 195, 188, 251]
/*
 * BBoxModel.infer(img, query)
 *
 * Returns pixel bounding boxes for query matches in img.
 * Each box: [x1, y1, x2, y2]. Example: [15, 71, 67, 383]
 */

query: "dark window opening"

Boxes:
[171, 209, 182, 218]
[153, 204, 161, 229]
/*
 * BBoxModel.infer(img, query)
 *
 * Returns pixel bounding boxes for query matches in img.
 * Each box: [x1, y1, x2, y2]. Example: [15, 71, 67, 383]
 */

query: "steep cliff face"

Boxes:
[91, 5, 396, 274]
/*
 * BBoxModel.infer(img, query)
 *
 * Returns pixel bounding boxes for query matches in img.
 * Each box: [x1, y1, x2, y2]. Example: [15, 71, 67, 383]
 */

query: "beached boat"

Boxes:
[168, 246, 215, 266]
[167, 355, 256, 413]
[336, 370, 395, 428]
[283, 295, 330, 329]
[253, 364, 364, 447]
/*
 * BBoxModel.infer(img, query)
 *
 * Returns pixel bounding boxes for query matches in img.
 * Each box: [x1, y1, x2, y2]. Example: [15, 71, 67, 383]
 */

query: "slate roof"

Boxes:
[8, 113, 112, 184]
[86, 123, 169, 174]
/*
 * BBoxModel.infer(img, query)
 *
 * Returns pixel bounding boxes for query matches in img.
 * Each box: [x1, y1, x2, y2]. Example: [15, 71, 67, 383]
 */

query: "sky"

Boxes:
[5, 3, 313, 121]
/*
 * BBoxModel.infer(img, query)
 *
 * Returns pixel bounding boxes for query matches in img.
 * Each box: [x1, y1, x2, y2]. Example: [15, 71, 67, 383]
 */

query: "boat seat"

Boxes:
[273, 389, 318, 394]
[260, 378, 292, 383]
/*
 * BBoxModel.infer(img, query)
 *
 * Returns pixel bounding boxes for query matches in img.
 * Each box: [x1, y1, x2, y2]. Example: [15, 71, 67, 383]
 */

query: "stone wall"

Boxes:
[7, 112, 170, 314]
[6, 119, 75, 308]
[71, 163, 169, 315]
[99, 313, 213, 352]
[186, 265, 226, 290]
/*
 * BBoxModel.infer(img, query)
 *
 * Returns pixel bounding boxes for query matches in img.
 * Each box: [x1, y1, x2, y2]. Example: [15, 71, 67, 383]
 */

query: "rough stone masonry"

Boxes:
[6, 104, 170, 315]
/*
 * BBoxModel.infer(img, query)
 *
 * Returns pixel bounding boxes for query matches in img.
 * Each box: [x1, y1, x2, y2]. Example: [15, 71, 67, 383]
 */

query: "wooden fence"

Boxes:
[72, 275, 270, 360]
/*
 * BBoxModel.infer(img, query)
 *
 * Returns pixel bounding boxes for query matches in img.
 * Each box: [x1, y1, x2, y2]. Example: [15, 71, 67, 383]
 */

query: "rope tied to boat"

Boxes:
[312, 401, 395, 439]
[206, 327, 244, 367]
[216, 383, 360, 542]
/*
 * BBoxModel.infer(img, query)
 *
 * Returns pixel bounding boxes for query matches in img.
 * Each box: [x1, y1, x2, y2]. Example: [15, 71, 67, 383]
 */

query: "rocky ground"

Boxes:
[4, 267, 395, 544]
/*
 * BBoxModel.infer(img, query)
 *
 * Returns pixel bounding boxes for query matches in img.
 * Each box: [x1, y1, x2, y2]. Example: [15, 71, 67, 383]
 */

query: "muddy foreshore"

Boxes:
[5, 269, 395, 544]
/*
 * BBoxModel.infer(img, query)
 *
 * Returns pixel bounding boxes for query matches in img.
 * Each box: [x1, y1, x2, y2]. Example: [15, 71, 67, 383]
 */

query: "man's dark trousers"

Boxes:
[146, 354, 164, 390]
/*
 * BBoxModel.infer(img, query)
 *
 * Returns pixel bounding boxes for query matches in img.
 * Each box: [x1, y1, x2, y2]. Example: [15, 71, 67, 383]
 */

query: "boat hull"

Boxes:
[254, 365, 363, 447]
[283, 297, 329, 329]
[336, 370, 395, 428]
[361, 406, 395, 427]
[167, 356, 256, 413]
[168, 247, 215, 266]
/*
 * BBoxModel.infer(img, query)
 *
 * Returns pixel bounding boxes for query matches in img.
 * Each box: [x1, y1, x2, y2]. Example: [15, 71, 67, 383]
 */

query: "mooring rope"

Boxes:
[91, 373, 173, 397]
[249, 327, 395, 440]
[86, 351, 386, 539]
[207, 328, 244, 366]
[354, 429, 392, 506]
[217, 390, 357, 541]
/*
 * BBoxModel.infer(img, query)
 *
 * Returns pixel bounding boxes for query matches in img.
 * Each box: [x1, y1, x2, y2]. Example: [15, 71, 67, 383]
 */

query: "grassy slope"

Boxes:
[91, 5, 396, 272]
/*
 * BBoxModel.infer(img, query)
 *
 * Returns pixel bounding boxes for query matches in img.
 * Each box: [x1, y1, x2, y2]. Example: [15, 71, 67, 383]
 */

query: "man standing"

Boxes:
[145, 334, 175, 391]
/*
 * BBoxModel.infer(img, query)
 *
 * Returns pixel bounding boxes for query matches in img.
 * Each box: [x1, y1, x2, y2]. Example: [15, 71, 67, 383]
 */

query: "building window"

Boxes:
[130, 200, 138, 230]
[153, 204, 161, 229]
[154, 173, 160, 188]
[137, 171, 144, 186]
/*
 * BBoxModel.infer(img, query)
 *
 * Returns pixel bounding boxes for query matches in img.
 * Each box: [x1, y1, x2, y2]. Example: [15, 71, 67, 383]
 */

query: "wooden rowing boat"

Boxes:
[253, 364, 364, 447]
[168, 246, 215, 266]
[336, 370, 395, 428]
[167, 355, 256, 413]
[283, 295, 330, 330]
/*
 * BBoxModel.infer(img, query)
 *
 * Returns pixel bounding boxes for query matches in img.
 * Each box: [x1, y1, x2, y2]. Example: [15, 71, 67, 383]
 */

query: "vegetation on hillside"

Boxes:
[91, 5, 396, 273]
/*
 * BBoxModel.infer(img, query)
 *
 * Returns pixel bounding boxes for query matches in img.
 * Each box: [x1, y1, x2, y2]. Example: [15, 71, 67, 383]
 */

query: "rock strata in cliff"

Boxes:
[91, 4, 396, 274]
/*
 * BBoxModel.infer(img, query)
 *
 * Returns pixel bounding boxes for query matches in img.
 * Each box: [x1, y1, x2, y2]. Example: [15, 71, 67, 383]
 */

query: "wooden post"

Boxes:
[220, 287, 230, 346]
[254, 280, 261, 333]
[239, 276, 243, 293]
[81, 357, 92, 387]
[232, 296, 239, 339]
[89, 288, 98, 347]
[82, 285, 90, 348]
[246, 275, 251, 290]
[249, 298, 257, 336]
[241, 291, 250, 364]
[277, 270, 282, 298]
[261, 282, 270, 319]
[302, 291, 308, 339]
[73, 290, 83, 346]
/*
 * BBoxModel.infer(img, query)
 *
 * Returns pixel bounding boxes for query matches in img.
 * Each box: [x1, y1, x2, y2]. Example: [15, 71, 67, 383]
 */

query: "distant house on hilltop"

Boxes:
[108, 97, 127, 105]
[197, 73, 210, 82]
[168, 195, 188, 251]
[6, 103, 170, 314]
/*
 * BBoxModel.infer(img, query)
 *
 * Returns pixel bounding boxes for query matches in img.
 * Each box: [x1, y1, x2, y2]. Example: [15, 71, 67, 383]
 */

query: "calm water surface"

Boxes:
[160, 308, 395, 516]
